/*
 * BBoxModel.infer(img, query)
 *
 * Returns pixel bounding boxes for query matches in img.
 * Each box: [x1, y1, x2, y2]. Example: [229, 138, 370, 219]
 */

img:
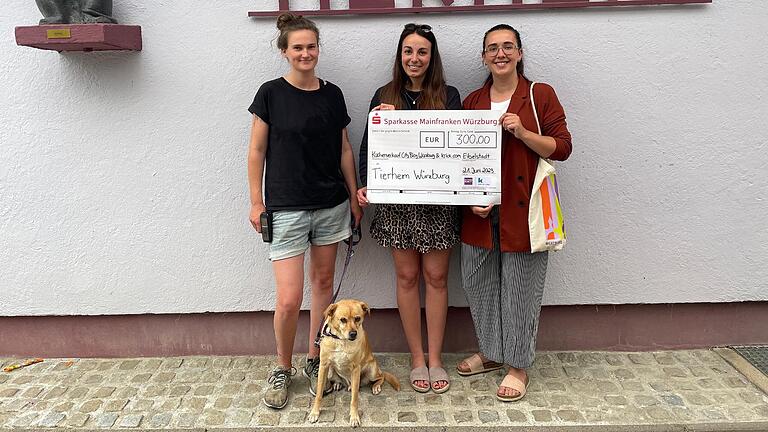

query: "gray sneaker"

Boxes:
[304, 357, 333, 396]
[263, 366, 296, 409]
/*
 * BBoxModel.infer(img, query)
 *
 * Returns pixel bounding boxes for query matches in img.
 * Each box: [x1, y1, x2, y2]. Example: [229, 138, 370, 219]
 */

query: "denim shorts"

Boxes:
[269, 200, 351, 261]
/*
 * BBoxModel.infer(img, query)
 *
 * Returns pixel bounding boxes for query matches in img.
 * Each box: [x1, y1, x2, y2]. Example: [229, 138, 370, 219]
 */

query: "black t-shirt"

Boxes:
[249, 77, 351, 211]
[358, 85, 462, 186]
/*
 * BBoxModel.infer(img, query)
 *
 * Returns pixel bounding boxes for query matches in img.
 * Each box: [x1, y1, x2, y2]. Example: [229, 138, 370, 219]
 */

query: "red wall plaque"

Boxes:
[250, 0, 710, 17]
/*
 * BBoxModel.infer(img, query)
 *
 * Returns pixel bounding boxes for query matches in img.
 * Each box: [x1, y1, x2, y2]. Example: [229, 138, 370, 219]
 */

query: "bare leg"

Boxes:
[422, 248, 450, 390]
[391, 248, 428, 390]
[272, 254, 305, 369]
[307, 243, 339, 358]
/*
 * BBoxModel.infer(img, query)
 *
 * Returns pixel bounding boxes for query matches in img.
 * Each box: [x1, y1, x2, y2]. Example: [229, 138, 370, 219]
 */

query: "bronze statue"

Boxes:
[35, 0, 117, 24]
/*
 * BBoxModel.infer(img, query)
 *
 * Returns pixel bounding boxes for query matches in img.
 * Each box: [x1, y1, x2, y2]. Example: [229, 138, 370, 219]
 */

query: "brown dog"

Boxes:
[307, 299, 400, 427]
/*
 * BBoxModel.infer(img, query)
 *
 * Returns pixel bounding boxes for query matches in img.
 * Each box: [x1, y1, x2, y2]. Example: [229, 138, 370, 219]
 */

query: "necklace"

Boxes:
[403, 91, 421, 106]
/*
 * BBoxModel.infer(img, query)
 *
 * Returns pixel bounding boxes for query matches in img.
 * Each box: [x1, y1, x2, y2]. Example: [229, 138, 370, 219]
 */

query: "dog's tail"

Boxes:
[382, 371, 401, 391]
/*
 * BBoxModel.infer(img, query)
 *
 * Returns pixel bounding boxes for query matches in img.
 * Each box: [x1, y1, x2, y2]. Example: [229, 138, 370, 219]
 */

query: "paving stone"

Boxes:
[397, 411, 418, 422]
[128, 399, 155, 412]
[425, 410, 446, 423]
[664, 367, 688, 378]
[153, 371, 176, 383]
[65, 413, 89, 427]
[0, 388, 20, 397]
[661, 393, 686, 407]
[175, 412, 198, 428]
[43, 386, 68, 399]
[36, 412, 65, 427]
[754, 405, 768, 418]
[620, 381, 645, 392]
[115, 387, 138, 398]
[506, 408, 527, 422]
[219, 383, 241, 396]
[93, 386, 116, 398]
[181, 397, 207, 411]
[51, 401, 74, 412]
[723, 376, 748, 388]
[141, 359, 163, 371]
[203, 408, 225, 426]
[94, 412, 119, 428]
[450, 395, 468, 406]
[564, 366, 587, 379]
[230, 409, 253, 426]
[194, 384, 216, 396]
[635, 395, 659, 407]
[12, 375, 36, 385]
[628, 353, 655, 365]
[478, 409, 499, 423]
[645, 406, 674, 421]
[21, 386, 44, 398]
[698, 378, 723, 389]
[284, 410, 306, 424]
[317, 409, 335, 423]
[256, 412, 280, 426]
[556, 352, 577, 364]
[213, 396, 233, 409]
[604, 354, 626, 366]
[131, 373, 152, 384]
[162, 358, 184, 369]
[67, 386, 89, 399]
[531, 409, 553, 422]
[605, 395, 628, 405]
[117, 414, 143, 428]
[453, 410, 473, 423]
[738, 391, 765, 404]
[557, 409, 585, 422]
[549, 394, 574, 407]
[654, 353, 677, 365]
[104, 399, 129, 412]
[13, 412, 39, 427]
[147, 412, 173, 427]
[78, 399, 103, 413]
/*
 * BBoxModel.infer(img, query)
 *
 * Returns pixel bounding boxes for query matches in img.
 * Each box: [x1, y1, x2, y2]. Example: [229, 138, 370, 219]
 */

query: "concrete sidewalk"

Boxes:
[1, 349, 767, 431]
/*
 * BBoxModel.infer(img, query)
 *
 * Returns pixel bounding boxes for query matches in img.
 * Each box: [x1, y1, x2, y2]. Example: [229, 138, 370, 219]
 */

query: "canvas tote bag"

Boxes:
[528, 82, 566, 252]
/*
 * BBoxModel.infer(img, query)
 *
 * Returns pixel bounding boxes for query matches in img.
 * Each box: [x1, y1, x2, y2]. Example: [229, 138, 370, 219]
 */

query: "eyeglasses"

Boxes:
[404, 23, 432, 33]
[484, 43, 519, 55]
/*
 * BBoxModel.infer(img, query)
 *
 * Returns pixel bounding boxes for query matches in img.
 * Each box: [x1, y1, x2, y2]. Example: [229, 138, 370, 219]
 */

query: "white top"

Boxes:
[491, 99, 510, 112]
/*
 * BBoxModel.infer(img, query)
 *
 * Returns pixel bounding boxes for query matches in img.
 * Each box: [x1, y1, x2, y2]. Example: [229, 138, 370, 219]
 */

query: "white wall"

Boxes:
[1, 1, 766, 316]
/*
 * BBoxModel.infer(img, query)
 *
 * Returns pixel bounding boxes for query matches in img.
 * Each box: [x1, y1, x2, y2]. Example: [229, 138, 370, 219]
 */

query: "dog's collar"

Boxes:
[321, 323, 343, 341]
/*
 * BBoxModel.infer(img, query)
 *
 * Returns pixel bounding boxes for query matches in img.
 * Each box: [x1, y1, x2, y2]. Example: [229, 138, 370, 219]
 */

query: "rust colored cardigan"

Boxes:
[461, 76, 572, 252]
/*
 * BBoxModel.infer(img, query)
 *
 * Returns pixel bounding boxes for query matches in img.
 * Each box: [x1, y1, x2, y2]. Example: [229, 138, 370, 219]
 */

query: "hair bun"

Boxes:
[276, 13, 301, 30]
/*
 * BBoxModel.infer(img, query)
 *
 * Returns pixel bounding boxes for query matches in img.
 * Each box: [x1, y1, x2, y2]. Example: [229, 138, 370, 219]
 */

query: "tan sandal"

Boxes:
[409, 366, 430, 393]
[496, 373, 529, 402]
[428, 366, 450, 394]
[456, 353, 504, 377]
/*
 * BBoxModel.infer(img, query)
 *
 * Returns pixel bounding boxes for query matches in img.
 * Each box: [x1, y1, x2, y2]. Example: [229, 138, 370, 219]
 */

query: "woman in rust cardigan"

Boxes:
[457, 24, 572, 402]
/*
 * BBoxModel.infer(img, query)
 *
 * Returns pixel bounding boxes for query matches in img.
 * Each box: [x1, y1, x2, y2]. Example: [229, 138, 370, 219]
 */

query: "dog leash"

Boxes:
[313, 222, 362, 348]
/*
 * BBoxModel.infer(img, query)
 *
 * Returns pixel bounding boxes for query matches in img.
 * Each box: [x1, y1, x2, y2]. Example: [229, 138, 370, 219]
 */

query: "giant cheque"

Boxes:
[367, 110, 502, 205]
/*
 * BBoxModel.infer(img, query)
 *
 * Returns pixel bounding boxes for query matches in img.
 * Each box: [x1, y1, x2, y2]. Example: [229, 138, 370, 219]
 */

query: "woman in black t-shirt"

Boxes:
[357, 23, 460, 394]
[247, 13, 362, 410]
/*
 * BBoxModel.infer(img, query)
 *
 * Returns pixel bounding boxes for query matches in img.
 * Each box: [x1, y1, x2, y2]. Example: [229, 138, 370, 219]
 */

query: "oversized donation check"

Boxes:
[367, 110, 502, 205]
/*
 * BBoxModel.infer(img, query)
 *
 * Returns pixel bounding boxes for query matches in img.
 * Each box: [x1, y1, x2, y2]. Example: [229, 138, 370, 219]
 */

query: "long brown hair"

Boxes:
[379, 23, 447, 110]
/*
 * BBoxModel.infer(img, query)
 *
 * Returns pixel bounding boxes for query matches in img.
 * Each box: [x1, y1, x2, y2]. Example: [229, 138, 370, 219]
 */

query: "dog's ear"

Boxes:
[323, 303, 338, 319]
[359, 302, 370, 316]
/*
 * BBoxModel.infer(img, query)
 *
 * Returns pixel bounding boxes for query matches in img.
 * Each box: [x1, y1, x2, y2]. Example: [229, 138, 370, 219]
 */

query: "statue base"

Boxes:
[15, 24, 141, 52]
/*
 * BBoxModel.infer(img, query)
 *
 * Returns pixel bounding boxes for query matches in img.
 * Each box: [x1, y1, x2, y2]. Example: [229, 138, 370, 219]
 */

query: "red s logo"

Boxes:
[372, 114, 381, 125]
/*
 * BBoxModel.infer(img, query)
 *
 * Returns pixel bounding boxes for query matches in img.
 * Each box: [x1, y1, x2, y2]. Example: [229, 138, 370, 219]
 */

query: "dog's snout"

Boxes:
[349, 330, 358, 340]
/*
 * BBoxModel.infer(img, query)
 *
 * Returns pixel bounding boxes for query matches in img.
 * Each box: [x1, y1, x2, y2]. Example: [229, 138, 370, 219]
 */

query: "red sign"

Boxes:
[250, 0, 710, 17]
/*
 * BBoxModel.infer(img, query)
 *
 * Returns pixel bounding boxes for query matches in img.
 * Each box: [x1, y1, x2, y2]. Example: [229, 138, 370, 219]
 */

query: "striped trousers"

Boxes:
[461, 226, 548, 369]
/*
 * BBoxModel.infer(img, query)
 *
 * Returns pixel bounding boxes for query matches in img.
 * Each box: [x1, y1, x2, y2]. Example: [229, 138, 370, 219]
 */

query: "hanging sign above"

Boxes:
[249, 0, 710, 17]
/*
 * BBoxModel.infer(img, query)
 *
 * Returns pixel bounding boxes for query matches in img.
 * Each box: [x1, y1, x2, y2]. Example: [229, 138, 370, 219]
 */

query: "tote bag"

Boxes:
[528, 82, 566, 252]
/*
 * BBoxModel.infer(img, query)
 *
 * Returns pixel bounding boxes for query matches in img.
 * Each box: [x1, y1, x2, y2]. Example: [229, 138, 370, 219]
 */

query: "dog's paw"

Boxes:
[349, 412, 361, 428]
[371, 383, 382, 395]
[307, 410, 320, 423]
[332, 382, 344, 391]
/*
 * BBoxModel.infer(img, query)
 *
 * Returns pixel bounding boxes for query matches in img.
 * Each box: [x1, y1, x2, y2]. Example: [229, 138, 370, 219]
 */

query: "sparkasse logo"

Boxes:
[372, 114, 381, 125]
